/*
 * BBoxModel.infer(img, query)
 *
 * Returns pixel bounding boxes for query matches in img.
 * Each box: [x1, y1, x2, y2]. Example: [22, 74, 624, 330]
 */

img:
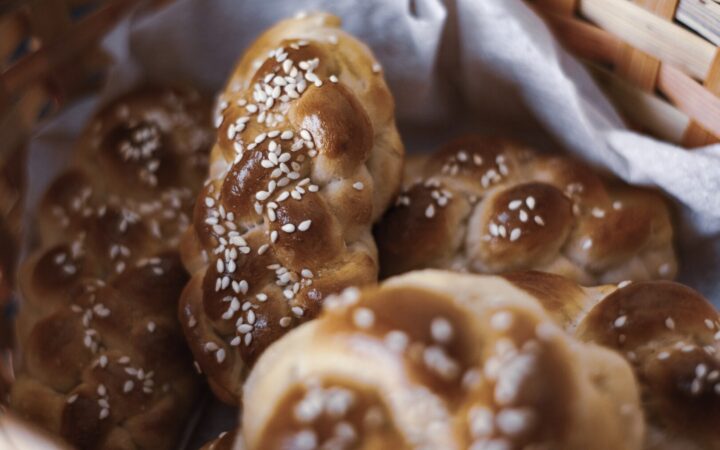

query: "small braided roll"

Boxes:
[504, 272, 720, 450]
[240, 270, 644, 450]
[179, 13, 404, 404]
[11, 86, 213, 449]
[375, 135, 676, 285]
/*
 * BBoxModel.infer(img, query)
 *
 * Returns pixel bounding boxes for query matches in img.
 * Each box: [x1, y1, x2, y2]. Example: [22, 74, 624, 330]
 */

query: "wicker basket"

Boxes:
[528, 0, 720, 147]
[1, 0, 718, 403]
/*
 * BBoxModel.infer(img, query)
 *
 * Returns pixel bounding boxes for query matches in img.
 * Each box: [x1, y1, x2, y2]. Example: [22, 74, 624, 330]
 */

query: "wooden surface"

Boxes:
[677, 0, 720, 46]
[580, 0, 715, 80]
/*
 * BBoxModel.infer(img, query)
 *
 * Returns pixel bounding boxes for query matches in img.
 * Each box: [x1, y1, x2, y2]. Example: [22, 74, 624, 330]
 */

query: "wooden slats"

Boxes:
[533, 0, 720, 146]
[658, 63, 720, 138]
[539, 10, 622, 65]
[580, 0, 716, 80]
[676, 0, 720, 46]
[588, 63, 689, 143]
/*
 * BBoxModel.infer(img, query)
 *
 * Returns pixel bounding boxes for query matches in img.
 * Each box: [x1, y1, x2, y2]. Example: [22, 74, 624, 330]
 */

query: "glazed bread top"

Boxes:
[241, 270, 645, 450]
[375, 135, 676, 285]
[11, 86, 213, 449]
[179, 13, 403, 404]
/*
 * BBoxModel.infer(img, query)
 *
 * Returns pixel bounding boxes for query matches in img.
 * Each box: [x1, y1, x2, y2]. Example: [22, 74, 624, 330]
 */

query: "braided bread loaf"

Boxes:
[179, 13, 404, 404]
[10, 86, 213, 449]
[375, 135, 676, 284]
[504, 271, 720, 450]
[240, 270, 645, 450]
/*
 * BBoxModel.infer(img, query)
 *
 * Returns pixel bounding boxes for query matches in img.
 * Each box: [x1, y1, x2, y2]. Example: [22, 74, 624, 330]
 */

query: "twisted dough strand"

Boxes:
[179, 13, 403, 404]
[505, 271, 720, 450]
[376, 135, 676, 285]
[11, 86, 212, 449]
[241, 270, 645, 450]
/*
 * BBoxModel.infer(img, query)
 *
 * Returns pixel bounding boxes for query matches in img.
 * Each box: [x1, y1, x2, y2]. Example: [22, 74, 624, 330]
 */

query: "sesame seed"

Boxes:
[353, 307, 375, 329]
[205, 342, 219, 352]
[216, 349, 226, 364]
[147, 321, 156, 333]
[618, 280, 632, 289]
[384, 330, 409, 352]
[430, 317, 453, 343]
[281, 223, 296, 233]
[508, 200, 522, 210]
[237, 324, 253, 334]
[298, 220, 312, 231]
[614, 316, 627, 328]
[509, 228, 521, 242]
[292, 306, 304, 317]
[300, 129, 312, 141]
[658, 263, 671, 276]
[491, 311, 514, 331]
[353, 181, 364, 190]
[425, 204, 435, 218]
[705, 319, 715, 330]
[256, 190, 270, 201]
[99, 408, 110, 420]
[582, 238, 593, 250]
[519, 210, 528, 222]
[372, 62, 382, 73]
[123, 381, 134, 393]
[497, 408, 534, 437]
[534, 215, 545, 226]
[67, 394, 78, 404]
[280, 317, 292, 327]
[498, 225, 507, 238]
[665, 317, 676, 330]
[525, 196, 536, 209]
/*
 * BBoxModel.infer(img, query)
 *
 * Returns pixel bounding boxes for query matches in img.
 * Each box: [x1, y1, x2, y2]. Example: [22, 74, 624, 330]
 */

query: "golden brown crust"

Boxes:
[375, 135, 677, 284]
[240, 270, 644, 450]
[180, 13, 403, 405]
[10, 86, 213, 449]
[576, 282, 720, 450]
[502, 272, 720, 450]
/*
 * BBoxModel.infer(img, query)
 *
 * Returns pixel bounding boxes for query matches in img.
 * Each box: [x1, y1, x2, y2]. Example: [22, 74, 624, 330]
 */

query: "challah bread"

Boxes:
[10, 86, 213, 449]
[240, 270, 645, 450]
[179, 13, 404, 404]
[375, 135, 676, 285]
[503, 271, 720, 450]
